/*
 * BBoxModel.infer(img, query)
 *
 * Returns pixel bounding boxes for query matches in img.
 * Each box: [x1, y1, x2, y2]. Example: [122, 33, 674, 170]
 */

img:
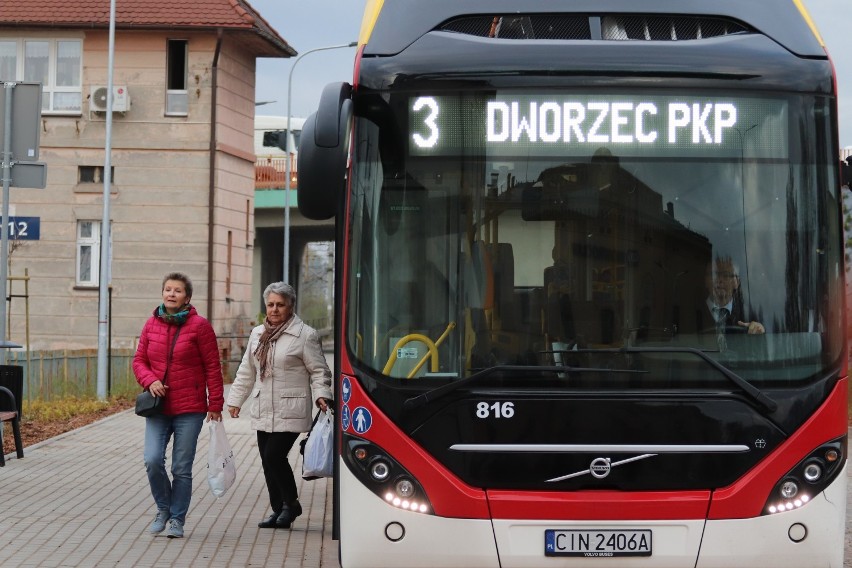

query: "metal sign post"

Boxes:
[0, 82, 46, 361]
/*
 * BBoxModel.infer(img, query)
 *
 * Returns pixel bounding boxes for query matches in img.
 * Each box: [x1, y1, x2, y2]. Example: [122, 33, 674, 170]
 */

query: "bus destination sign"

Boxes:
[409, 93, 788, 159]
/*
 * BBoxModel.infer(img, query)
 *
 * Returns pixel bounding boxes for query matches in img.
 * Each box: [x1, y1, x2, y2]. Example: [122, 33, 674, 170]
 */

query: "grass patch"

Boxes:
[24, 393, 134, 422]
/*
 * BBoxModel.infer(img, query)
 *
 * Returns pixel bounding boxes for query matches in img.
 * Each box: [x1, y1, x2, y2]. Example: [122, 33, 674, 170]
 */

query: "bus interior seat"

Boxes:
[464, 241, 494, 368]
[465, 240, 493, 311]
[489, 243, 521, 331]
[544, 262, 574, 344]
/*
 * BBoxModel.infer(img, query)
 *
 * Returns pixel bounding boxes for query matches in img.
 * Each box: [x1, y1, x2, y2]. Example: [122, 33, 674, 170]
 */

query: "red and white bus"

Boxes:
[298, 1, 848, 566]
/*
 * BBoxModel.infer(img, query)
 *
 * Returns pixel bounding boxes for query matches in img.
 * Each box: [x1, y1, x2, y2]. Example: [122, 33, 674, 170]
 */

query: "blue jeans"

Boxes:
[143, 413, 205, 523]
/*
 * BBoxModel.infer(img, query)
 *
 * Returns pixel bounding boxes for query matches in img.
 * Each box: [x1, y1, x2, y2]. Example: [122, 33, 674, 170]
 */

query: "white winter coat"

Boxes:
[226, 315, 333, 432]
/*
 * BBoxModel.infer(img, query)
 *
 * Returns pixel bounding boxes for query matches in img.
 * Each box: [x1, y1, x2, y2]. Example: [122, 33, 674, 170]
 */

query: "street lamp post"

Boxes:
[95, 0, 117, 400]
[283, 41, 357, 284]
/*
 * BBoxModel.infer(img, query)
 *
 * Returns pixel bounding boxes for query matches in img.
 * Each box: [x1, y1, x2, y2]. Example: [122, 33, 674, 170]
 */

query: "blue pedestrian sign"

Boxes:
[352, 406, 372, 434]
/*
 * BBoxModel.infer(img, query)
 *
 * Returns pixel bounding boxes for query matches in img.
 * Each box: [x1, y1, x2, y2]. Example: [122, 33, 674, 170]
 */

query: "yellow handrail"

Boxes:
[382, 322, 456, 378]
[406, 322, 456, 378]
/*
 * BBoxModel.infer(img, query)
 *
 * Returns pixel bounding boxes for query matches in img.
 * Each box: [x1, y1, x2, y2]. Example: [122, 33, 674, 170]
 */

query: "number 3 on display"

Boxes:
[412, 96, 439, 149]
[476, 401, 515, 419]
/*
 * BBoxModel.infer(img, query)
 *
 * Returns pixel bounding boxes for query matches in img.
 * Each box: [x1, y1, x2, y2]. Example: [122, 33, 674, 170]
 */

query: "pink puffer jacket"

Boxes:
[133, 306, 224, 415]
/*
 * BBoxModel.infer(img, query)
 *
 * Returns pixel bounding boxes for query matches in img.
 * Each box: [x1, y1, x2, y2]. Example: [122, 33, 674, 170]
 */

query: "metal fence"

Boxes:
[6, 349, 138, 402]
[5, 338, 333, 403]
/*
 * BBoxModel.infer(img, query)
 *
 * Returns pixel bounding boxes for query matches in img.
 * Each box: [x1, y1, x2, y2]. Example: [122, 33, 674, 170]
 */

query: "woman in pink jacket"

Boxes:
[133, 272, 224, 539]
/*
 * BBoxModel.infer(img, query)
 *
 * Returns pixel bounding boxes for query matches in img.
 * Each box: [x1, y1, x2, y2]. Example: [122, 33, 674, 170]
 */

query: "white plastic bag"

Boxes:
[302, 409, 333, 479]
[207, 420, 237, 497]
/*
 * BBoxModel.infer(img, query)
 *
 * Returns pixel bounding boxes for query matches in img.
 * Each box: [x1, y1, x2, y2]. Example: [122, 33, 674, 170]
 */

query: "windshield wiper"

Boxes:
[402, 347, 777, 414]
[403, 364, 646, 410]
[566, 346, 777, 413]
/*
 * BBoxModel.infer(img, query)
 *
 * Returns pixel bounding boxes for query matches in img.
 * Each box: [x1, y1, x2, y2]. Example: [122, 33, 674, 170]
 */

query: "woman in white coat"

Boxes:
[227, 282, 333, 529]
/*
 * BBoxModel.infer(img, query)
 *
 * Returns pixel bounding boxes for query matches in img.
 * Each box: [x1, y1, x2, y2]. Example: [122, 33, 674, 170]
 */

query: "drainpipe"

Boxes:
[207, 29, 223, 322]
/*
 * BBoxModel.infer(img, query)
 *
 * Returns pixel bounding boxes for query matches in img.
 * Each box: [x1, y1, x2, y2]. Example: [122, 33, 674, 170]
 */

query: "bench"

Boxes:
[0, 365, 24, 466]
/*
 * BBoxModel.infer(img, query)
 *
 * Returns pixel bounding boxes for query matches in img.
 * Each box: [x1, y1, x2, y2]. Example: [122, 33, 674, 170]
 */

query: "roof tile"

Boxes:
[0, 0, 293, 55]
[0, 0, 257, 27]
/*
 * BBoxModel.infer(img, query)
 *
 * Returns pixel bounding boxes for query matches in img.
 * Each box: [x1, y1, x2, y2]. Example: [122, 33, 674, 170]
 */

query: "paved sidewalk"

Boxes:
[0, 393, 339, 568]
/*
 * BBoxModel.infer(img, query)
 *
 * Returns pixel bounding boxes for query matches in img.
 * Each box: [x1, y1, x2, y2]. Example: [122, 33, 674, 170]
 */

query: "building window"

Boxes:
[78, 166, 115, 184]
[0, 38, 82, 114]
[166, 39, 188, 116]
[76, 220, 105, 286]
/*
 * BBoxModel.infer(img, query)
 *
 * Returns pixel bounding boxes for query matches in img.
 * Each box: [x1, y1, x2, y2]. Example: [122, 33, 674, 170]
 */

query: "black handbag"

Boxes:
[134, 390, 161, 417]
[134, 327, 181, 417]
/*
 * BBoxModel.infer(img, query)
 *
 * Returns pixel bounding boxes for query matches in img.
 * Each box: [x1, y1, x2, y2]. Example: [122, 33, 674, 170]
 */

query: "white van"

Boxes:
[254, 115, 306, 157]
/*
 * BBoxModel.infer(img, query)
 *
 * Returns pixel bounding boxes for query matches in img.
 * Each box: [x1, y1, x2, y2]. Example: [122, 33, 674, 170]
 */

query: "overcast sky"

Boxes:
[249, 0, 852, 148]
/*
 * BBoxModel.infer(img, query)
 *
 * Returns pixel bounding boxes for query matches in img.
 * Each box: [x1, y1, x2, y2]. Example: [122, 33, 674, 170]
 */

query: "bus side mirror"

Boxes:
[298, 82, 353, 220]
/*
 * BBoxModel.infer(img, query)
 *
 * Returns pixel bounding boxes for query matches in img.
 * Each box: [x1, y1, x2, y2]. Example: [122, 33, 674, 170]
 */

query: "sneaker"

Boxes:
[166, 519, 184, 539]
[148, 510, 169, 534]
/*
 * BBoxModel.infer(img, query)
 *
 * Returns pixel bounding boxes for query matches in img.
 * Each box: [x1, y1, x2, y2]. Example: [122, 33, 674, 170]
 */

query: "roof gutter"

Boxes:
[207, 28, 223, 322]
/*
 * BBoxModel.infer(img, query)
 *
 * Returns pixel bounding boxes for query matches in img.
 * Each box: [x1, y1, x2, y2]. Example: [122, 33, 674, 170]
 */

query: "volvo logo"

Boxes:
[545, 453, 658, 483]
[589, 457, 611, 479]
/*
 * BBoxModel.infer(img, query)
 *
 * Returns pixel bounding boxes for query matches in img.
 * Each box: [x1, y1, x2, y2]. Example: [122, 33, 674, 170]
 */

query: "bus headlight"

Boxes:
[779, 480, 798, 499]
[370, 459, 391, 481]
[803, 462, 822, 482]
[344, 434, 433, 515]
[763, 436, 845, 515]
[395, 477, 416, 497]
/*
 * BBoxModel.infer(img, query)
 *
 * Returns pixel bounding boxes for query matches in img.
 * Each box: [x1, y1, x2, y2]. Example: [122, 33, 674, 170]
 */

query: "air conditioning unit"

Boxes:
[90, 85, 129, 112]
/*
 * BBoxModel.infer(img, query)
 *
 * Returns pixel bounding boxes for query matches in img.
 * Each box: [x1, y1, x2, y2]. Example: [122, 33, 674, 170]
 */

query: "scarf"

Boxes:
[157, 304, 191, 325]
[254, 317, 290, 380]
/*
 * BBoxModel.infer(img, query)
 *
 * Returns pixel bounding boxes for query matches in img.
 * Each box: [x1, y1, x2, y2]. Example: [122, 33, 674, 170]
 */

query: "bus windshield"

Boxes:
[346, 88, 843, 387]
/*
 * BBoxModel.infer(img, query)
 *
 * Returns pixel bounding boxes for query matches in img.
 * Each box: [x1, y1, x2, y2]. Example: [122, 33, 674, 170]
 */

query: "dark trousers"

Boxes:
[256, 430, 300, 513]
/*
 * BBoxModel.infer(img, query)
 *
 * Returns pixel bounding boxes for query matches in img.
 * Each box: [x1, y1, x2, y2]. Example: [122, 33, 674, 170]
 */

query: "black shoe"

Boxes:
[275, 505, 293, 528]
[289, 500, 303, 521]
[258, 512, 279, 528]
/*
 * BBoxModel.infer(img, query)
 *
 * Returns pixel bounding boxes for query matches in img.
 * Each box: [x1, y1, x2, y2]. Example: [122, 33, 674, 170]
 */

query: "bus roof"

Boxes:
[360, 0, 826, 59]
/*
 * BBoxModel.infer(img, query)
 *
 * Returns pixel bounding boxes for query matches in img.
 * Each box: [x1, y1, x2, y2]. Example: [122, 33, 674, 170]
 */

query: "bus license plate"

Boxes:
[545, 529, 652, 557]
